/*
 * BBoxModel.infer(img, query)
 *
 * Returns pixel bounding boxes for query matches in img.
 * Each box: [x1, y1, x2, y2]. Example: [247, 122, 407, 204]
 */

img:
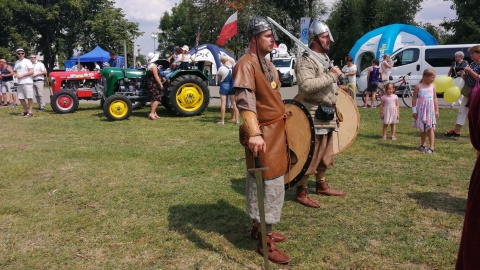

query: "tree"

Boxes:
[158, 0, 329, 59]
[441, 0, 480, 44]
[2, 0, 141, 71]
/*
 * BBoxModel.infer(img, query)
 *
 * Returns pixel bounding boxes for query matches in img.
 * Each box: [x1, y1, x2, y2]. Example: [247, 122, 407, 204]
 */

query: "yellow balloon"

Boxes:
[434, 76, 453, 93]
[444, 86, 461, 103]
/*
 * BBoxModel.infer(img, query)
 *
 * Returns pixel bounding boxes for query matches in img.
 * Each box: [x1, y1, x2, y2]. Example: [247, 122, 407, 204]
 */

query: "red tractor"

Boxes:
[49, 71, 104, 113]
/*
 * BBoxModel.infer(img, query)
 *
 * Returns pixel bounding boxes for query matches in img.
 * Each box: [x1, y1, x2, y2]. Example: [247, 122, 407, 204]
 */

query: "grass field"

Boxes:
[0, 104, 474, 269]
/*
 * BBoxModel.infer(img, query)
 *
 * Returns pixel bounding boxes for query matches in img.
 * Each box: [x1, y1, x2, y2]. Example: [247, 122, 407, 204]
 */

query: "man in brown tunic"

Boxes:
[294, 20, 346, 208]
[233, 16, 290, 264]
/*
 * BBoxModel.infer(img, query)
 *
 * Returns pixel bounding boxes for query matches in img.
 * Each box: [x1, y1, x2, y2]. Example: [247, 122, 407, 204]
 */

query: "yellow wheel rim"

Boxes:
[108, 100, 129, 118]
[175, 83, 204, 112]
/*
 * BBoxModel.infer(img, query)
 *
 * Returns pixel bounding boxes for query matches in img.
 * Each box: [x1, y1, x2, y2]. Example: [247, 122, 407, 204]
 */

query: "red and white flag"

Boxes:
[217, 12, 238, 46]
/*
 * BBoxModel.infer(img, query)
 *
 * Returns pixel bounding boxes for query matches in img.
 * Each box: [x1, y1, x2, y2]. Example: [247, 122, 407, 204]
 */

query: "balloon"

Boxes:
[434, 76, 453, 93]
[452, 77, 465, 89]
[444, 86, 461, 103]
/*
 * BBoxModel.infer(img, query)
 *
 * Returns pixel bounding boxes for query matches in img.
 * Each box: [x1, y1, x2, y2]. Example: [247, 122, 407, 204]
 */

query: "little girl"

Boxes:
[412, 69, 439, 154]
[380, 83, 399, 140]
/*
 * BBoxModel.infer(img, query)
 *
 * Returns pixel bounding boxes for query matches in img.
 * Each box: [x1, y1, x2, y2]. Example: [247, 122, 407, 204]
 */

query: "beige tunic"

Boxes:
[295, 52, 339, 132]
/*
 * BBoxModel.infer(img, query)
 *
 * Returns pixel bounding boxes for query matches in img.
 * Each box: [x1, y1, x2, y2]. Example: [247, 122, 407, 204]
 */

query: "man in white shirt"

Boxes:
[30, 54, 47, 110]
[14, 48, 34, 117]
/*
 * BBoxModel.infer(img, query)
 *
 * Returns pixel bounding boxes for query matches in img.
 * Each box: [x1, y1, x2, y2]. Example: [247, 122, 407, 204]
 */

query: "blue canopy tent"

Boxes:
[349, 24, 437, 70]
[68, 46, 124, 70]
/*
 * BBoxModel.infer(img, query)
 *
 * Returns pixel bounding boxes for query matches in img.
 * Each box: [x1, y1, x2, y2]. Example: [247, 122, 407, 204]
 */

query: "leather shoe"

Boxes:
[316, 181, 346, 196]
[258, 235, 290, 264]
[296, 186, 320, 208]
[251, 226, 286, 242]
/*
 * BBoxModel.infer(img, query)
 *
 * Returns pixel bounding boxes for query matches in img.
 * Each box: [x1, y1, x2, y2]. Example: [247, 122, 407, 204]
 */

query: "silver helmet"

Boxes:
[308, 20, 334, 42]
[247, 15, 278, 40]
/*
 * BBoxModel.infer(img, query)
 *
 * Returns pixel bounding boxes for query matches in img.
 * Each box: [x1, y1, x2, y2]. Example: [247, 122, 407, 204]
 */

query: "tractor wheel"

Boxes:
[167, 74, 210, 116]
[161, 96, 171, 110]
[51, 90, 79, 114]
[103, 95, 132, 121]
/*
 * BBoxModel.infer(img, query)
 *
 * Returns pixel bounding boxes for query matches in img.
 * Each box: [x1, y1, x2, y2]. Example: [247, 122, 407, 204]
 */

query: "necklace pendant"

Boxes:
[271, 81, 277, 89]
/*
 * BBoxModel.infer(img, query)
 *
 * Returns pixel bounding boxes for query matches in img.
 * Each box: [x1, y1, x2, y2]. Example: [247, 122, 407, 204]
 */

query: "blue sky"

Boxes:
[115, 0, 456, 57]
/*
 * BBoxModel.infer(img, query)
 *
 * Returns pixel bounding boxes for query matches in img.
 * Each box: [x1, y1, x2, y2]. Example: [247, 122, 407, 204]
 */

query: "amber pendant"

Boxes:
[271, 81, 277, 89]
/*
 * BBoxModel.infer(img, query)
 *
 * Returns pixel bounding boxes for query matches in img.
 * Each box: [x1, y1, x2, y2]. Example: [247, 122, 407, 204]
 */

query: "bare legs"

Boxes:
[383, 124, 396, 138]
[218, 95, 227, 124]
[148, 100, 159, 119]
[420, 128, 435, 149]
[229, 94, 239, 123]
[20, 98, 33, 114]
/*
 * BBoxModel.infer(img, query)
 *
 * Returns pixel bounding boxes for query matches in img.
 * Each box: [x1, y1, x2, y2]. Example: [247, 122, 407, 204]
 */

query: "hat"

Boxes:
[182, 45, 189, 51]
[16, 48, 24, 53]
[148, 53, 159, 63]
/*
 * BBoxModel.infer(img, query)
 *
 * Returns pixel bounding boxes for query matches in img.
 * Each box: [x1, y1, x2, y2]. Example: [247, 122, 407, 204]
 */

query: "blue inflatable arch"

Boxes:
[349, 24, 437, 69]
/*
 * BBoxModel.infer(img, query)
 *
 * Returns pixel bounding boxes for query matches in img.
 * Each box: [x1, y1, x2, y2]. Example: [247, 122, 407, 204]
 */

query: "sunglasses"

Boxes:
[17, 52, 24, 55]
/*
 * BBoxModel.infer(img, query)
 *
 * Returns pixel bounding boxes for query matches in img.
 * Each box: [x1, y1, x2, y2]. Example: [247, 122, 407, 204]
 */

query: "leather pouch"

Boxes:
[315, 105, 336, 121]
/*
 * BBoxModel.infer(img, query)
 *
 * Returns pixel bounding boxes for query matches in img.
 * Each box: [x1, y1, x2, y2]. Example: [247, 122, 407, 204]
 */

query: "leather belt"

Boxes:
[33, 79, 44, 82]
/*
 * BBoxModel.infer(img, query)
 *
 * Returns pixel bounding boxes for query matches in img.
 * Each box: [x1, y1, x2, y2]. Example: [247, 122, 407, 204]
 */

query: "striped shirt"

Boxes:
[466, 62, 480, 87]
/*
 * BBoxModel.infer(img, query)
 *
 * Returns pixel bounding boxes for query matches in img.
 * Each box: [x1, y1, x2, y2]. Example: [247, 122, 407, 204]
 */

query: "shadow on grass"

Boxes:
[408, 192, 466, 215]
[230, 178, 246, 196]
[168, 199, 257, 268]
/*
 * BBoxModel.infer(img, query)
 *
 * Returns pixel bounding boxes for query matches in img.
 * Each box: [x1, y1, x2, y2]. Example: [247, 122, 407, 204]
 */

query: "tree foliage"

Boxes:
[441, 0, 480, 44]
[158, 0, 328, 59]
[0, 0, 141, 71]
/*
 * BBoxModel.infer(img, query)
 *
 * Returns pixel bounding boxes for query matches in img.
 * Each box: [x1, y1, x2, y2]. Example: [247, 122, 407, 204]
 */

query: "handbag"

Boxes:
[315, 105, 336, 121]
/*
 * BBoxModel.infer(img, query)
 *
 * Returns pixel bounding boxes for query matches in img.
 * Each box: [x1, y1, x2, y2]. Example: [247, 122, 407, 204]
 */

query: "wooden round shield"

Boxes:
[283, 99, 315, 190]
[333, 88, 360, 155]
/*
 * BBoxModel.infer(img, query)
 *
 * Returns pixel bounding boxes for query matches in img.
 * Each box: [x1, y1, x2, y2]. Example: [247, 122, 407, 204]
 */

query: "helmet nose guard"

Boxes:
[308, 20, 334, 42]
[247, 15, 278, 40]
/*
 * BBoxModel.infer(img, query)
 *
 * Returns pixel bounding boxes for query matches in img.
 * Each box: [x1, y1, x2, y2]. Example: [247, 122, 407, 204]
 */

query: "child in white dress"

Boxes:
[380, 83, 399, 140]
[412, 69, 439, 154]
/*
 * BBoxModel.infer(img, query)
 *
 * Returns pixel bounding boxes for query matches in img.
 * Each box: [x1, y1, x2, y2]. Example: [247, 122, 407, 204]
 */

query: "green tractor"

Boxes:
[100, 59, 210, 121]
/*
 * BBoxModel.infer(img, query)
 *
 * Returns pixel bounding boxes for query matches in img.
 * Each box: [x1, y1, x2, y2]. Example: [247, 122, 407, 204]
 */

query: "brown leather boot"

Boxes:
[316, 180, 346, 196]
[296, 186, 320, 208]
[257, 234, 290, 264]
[251, 225, 286, 242]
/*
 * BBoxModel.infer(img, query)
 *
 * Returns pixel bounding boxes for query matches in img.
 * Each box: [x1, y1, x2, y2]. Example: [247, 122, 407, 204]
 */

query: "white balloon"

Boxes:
[452, 77, 465, 89]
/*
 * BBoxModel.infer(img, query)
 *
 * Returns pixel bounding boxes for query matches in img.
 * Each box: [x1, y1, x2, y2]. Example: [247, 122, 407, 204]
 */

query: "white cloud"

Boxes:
[114, 0, 180, 56]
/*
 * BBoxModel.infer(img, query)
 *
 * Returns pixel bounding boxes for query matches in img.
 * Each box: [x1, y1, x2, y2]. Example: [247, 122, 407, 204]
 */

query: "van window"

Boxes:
[393, 48, 420, 67]
[425, 47, 470, 67]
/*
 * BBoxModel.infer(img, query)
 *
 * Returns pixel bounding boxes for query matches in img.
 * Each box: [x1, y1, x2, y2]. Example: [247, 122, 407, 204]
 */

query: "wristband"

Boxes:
[412, 107, 417, 114]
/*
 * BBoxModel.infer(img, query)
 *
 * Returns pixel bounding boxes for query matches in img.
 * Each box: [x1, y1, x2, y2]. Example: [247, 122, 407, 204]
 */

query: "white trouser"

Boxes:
[456, 95, 469, 126]
[245, 171, 285, 225]
[33, 80, 45, 108]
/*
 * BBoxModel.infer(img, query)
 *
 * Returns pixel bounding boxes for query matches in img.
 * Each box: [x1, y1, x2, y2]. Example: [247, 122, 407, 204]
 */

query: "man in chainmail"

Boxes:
[233, 15, 290, 264]
[294, 20, 346, 208]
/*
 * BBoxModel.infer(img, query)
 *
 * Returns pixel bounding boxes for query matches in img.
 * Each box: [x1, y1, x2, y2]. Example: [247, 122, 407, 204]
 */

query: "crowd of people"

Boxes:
[230, 14, 480, 268]
[0, 48, 46, 116]
[1, 17, 478, 267]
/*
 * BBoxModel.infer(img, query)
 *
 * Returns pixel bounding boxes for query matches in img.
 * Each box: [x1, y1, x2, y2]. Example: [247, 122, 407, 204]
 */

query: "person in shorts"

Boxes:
[0, 59, 16, 106]
[14, 48, 34, 117]
[363, 58, 381, 108]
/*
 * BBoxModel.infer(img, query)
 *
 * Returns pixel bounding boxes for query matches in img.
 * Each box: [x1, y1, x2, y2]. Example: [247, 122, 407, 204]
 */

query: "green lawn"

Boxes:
[0, 104, 473, 269]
